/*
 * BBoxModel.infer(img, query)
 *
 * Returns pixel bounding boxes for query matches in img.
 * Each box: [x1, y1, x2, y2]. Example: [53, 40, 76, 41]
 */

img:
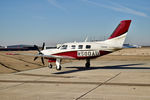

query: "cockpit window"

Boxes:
[78, 45, 83, 49]
[86, 45, 91, 49]
[61, 45, 68, 49]
[71, 45, 76, 49]
[57, 46, 61, 49]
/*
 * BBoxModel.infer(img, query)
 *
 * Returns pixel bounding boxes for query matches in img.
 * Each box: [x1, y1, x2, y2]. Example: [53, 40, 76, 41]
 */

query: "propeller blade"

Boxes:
[34, 56, 38, 61]
[34, 45, 41, 53]
[42, 42, 45, 50]
[34, 44, 45, 65]
[41, 57, 45, 65]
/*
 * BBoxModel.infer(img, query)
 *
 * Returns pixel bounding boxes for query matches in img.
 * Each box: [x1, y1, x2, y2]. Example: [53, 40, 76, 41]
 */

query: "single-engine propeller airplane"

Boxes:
[7, 20, 131, 71]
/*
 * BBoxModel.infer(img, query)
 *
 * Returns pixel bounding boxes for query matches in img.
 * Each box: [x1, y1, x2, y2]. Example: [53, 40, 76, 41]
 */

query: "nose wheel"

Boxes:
[48, 63, 53, 69]
[56, 65, 61, 70]
[48, 59, 62, 70]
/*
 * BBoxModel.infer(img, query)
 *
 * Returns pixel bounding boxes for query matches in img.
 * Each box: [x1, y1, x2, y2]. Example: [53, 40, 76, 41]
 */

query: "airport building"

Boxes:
[0, 45, 37, 51]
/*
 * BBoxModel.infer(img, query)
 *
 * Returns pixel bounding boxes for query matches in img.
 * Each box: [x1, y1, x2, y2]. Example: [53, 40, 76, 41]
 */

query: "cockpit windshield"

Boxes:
[60, 45, 68, 49]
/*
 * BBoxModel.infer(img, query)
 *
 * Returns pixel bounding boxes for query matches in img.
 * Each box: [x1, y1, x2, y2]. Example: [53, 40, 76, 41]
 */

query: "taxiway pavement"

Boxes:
[0, 60, 150, 100]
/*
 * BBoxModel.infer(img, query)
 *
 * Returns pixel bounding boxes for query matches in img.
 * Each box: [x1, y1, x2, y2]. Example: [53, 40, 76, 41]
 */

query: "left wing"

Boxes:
[6, 53, 74, 59]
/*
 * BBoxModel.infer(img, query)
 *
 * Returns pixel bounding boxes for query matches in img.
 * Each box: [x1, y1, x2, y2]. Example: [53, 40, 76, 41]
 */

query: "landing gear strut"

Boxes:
[56, 59, 61, 70]
[85, 59, 90, 68]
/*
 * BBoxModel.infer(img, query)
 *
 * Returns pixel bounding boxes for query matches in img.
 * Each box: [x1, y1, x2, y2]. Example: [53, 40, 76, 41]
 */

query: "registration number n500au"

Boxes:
[77, 51, 100, 57]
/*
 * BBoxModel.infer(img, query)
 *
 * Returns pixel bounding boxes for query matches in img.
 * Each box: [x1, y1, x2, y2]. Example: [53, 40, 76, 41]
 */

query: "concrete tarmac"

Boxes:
[0, 60, 150, 100]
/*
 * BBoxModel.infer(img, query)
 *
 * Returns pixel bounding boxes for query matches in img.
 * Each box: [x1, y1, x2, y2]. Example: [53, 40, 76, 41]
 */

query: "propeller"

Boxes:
[34, 43, 45, 65]
[42, 42, 45, 50]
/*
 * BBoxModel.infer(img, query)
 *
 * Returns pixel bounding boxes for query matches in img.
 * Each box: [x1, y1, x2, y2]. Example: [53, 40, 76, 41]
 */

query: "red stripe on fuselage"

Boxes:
[48, 58, 56, 62]
[52, 50, 111, 59]
[53, 51, 77, 58]
[100, 51, 112, 56]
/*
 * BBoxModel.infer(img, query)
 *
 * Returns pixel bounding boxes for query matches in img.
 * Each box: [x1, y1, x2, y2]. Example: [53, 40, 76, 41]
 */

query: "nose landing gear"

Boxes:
[56, 59, 62, 70]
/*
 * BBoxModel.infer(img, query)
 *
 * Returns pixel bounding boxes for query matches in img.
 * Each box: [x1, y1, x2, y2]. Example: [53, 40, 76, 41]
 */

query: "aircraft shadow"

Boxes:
[53, 63, 149, 74]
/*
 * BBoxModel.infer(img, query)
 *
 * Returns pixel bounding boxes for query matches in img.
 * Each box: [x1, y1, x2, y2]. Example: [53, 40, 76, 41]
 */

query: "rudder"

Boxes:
[108, 20, 131, 39]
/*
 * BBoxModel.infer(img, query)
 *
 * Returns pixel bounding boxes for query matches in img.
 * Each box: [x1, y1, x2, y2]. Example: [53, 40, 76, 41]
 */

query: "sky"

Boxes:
[0, 0, 150, 46]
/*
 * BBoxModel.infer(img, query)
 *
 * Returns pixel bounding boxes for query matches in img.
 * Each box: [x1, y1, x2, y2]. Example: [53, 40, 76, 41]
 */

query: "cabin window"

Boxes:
[86, 45, 91, 49]
[78, 45, 83, 49]
[71, 45, 76, 49]
[61, 45, 68, 49]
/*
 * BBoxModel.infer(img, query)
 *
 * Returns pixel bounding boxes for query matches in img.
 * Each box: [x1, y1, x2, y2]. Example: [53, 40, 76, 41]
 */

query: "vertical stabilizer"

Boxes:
[108, 20, 131, 39]
[104, 20, 131, 48]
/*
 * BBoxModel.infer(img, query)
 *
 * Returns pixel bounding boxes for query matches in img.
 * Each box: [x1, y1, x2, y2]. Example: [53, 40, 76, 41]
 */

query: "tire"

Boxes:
[56, 65, 61, 70]
[48, 64, 53, 69]
[85, 63, 90, 68]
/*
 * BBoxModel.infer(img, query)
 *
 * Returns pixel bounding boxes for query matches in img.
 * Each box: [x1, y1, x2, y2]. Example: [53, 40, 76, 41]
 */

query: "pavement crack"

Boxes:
[0, 54, 43, 67]
[75, 72, 121, 100]
[0, 62, 20, 72]
[0, 77, 45, 91]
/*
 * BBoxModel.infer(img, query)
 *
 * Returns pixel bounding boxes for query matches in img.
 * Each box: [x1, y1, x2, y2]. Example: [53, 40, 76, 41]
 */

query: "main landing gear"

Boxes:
[85, 59, 90, 69]
[48, 59, 62, 71]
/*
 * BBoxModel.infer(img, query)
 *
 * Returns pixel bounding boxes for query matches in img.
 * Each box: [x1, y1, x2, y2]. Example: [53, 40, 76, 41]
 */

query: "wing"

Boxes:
[6, 53, 74, 59]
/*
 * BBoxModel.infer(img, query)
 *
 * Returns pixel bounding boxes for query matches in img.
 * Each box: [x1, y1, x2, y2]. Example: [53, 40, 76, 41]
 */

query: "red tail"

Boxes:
[108, 20, 131, 39]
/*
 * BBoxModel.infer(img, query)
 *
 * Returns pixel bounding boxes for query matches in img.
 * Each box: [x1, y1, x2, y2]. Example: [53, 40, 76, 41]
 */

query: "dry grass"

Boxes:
[96, 48, 150, 61]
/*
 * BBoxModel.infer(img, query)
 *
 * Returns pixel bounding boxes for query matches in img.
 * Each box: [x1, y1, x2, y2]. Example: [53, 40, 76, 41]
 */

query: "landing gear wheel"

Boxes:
[85, 63, 90, 68]
[85, 59, 90, 69]
[48, 63, 53, 69]
[56, 65, 61, 70]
